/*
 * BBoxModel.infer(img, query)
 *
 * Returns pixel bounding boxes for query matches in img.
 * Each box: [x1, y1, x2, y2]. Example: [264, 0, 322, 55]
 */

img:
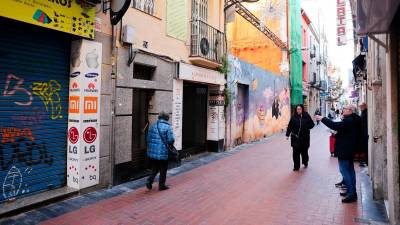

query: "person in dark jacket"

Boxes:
[146, 112, 175, 191]
[315, 104, 362, 203]
[359, 103, 368, 166]
[286, 104, 315, 171]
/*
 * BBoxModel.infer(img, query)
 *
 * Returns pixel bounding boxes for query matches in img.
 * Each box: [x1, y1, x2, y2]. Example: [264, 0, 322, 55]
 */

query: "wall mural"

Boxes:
[226, 55, 290, 147]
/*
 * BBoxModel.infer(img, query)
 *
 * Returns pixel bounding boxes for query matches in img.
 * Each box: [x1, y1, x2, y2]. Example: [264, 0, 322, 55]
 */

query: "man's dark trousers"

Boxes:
[147, 159, 168, 187]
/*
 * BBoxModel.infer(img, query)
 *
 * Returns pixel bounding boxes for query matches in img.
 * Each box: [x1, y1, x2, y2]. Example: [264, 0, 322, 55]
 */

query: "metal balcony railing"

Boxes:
[190, 20, 225, 64]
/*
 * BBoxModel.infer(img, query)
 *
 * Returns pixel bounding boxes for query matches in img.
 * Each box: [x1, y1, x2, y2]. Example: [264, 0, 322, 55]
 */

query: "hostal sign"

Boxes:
[0, 0, 96, 39]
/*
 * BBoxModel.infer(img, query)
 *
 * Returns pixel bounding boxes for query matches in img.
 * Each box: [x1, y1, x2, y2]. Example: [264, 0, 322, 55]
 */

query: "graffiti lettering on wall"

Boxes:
[0, 133, 53, 170]
[2, 74, 33, 106]
[0, 127, 35, 144]
[33, 80, 63, 120]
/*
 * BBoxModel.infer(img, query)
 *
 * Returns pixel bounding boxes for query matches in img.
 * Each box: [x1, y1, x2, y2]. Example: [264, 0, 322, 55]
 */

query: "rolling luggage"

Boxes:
[329, 134, 335, 156]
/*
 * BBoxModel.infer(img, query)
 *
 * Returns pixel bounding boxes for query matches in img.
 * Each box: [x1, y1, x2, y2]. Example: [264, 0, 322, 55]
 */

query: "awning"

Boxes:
[356, 0, 400, 35]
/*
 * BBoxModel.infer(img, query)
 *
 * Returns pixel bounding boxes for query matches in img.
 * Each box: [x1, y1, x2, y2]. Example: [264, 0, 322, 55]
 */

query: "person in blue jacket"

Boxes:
[146, 112, 175, 191]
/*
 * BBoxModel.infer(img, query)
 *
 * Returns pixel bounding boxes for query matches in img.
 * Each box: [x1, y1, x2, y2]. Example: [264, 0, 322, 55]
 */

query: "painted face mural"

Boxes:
[257, 105, 266, 122]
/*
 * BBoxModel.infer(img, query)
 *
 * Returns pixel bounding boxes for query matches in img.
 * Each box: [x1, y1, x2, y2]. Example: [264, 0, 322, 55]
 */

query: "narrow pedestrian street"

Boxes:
[1, 126, 387, 225]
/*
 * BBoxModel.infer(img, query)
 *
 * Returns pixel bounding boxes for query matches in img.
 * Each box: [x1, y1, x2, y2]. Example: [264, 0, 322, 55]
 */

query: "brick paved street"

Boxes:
[4, 126, 389, 225]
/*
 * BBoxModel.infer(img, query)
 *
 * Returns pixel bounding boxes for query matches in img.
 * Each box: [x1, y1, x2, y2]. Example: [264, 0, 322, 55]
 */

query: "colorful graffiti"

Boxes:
[0, 74, 67, 202]
[2, 74, 33, 106]
[227, 55, 290, 147]
[33, 80, 63, 120]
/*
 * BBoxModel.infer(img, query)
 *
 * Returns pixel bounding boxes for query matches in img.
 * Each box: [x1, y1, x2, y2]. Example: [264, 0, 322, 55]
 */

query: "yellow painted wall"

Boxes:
[227, 0, 287, 75]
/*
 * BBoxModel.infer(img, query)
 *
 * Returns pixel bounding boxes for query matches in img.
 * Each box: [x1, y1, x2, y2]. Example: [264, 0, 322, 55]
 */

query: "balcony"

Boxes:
[190, 20, 226, 68]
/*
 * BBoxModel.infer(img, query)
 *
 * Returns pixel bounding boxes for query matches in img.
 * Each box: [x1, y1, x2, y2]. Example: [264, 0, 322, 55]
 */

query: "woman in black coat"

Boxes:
[286, 104, 315, 171]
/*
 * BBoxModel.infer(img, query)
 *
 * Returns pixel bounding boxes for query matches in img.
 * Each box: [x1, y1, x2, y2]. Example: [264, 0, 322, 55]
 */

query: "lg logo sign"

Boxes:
[83, 127, 97, 144]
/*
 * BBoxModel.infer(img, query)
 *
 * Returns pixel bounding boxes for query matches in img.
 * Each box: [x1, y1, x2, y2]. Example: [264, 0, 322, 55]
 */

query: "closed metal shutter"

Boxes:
[0, 18, 70, 203]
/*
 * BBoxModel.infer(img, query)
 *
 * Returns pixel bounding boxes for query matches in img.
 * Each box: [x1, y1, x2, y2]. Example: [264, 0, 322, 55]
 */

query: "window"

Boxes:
[132, 0, 155, 15]
[192, 0, 208, 22]
[133, 63, 155, 80]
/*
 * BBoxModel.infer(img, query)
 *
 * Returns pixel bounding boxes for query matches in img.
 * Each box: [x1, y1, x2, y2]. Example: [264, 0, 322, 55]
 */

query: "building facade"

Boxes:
[225, 0, 290, 148]
[351, 1, 400, 224]
[112, 0, 226, 184]
[0, 0, 113, 214]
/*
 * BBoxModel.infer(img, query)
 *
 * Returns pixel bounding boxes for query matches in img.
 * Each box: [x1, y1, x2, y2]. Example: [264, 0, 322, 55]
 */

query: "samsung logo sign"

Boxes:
[70, 71, 80, 77]
[85, 73, 99, 78]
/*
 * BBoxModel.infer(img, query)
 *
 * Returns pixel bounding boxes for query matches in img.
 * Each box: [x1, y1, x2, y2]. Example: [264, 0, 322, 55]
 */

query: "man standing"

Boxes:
[315, 105, 362, 203]
[146, 112, 175, 191]
[359, 103, 368, 167]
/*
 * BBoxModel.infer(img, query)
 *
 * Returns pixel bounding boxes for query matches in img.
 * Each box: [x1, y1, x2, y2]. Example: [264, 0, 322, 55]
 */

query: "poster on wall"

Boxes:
[0, 0, 95, 39]
[67, 39, 102, 189]
[172, 80, 183, 150]
[207, 89, 225, 141]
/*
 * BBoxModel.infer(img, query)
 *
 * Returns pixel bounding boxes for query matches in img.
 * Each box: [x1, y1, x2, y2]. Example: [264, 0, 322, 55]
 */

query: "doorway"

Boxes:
[114, 89, 152, 185]
[182, 82, 208, 155]
[235, 84, 249, 145]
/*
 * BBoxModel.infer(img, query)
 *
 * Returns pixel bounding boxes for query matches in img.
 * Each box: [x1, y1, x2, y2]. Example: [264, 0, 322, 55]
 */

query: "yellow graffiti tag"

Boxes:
[32, 80, 63, 120]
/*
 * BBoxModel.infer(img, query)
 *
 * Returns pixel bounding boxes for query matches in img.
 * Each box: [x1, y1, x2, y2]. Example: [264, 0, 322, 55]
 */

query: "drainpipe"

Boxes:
[109, 23, 118, 188]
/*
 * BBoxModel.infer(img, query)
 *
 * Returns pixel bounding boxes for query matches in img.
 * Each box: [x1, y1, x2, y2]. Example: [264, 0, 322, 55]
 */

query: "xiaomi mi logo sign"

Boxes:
[69, 96, 80, 113]
[84, 97, 98, 114]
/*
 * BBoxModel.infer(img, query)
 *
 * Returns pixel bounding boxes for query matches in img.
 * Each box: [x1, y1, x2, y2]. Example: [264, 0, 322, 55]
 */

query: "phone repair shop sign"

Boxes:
[0, 0, 96, 39]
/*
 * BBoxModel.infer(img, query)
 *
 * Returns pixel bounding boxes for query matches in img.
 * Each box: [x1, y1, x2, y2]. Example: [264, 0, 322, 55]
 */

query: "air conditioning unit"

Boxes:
[200, 37, 210, 56]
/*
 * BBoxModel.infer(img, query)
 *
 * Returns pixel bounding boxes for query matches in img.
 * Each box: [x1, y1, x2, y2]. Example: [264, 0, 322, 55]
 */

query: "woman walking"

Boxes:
[286, 104, 315, 171]
[146, 112, 175, 191]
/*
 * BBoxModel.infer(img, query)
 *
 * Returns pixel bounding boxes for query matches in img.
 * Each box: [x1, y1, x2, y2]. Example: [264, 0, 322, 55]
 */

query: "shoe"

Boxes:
[342, 195, 358, 203]
[293, 168, 300, 171]
[159, 185, 170, 191]
[146, 182, 152, 190]
[335, 181, 344, 188]
[303, 163, 308, 168]
[340, 191, 348, 196]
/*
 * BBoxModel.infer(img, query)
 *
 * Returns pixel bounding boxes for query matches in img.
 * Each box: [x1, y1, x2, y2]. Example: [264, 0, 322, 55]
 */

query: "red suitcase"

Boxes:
[329, 134, 335, 156]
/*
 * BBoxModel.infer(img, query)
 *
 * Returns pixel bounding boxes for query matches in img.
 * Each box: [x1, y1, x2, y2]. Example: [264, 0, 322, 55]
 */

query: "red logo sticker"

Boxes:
[83, 127, 97, 144]
[68, 127, 79, 144]
[88, 83, 95, 89]
[72, 82, 78, 89]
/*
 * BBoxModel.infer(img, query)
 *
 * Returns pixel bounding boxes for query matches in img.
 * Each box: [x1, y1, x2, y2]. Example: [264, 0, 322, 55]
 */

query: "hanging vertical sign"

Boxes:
[67, 39, 102, 189]
[337, 0, 347, 46]
[172, 80, 183, 150]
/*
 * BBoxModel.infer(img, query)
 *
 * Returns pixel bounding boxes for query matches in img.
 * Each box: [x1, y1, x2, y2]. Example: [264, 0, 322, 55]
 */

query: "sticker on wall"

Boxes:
[68, 127, 79, 144]
[86, 49, 99, 69]
[70, 71, 80, 78]
[69, 96, 80, 113]
[84, 73, 99, 78]
[83, 127, 97, 144]
[83, 96, 98, 114]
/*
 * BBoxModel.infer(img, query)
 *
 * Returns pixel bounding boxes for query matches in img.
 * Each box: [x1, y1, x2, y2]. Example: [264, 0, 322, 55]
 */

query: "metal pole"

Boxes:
[109, 23, 118, 188]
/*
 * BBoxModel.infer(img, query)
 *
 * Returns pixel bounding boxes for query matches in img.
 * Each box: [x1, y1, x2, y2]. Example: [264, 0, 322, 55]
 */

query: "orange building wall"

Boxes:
[227, 2, 286, 75]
